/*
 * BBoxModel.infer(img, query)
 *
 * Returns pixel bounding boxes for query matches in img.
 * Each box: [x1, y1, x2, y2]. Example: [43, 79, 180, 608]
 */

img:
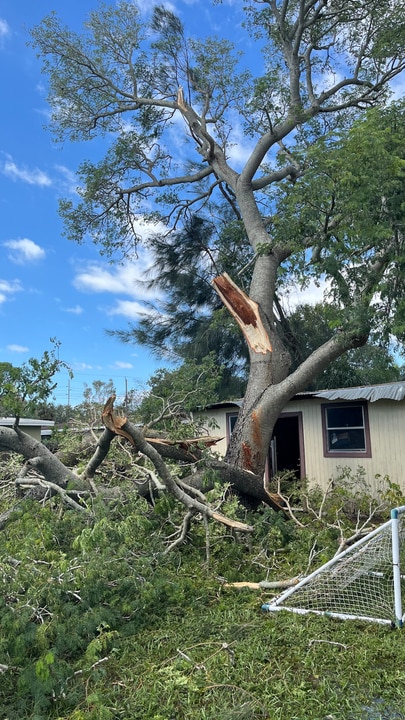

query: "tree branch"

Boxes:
[101, 396, 254, 533]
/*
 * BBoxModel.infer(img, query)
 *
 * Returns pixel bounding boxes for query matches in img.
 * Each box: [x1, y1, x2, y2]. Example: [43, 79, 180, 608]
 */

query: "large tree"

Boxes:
[30, 1, 405, 493]
[111, 212, 252, 399]
[111, 222, 402, 394]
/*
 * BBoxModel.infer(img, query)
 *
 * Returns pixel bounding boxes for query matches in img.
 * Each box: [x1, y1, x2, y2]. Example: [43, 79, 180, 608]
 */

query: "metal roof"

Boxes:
[314, 382, 405, 403]
[202, 382, 405, 410]
[0, 418, 55, 427]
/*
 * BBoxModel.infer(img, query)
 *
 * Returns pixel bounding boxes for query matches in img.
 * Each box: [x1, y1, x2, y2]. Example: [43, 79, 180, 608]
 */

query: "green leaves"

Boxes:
[136, 354, 223, 432]
[271, 101, 405, 344]
[0, 339, 72, 419]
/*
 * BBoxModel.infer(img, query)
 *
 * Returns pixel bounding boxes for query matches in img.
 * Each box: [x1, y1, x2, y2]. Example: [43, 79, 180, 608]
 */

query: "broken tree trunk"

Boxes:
[0, 425, 85, 491]
[212, 273, 272, 355]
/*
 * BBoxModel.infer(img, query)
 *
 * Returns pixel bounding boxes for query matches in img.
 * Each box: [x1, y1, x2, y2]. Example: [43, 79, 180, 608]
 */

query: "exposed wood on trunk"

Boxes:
[212, 273, 272, 354]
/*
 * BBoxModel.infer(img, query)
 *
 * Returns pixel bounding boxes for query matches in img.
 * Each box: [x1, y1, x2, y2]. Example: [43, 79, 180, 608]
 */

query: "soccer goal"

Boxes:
[262, 505, 405, 627]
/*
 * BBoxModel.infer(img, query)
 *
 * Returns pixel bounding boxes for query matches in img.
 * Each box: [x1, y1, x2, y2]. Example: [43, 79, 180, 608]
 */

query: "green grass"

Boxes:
[1, 498, 405, 720]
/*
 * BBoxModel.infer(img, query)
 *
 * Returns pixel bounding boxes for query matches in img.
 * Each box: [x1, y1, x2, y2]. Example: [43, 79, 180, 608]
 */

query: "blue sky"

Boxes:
[3, 2, 404, 409]
[0, 0, 249, 407]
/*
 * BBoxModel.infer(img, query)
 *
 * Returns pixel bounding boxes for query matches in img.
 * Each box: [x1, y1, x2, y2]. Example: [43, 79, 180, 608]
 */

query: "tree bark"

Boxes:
[0, 426, 85, 490]
[215, 266, 369, 482]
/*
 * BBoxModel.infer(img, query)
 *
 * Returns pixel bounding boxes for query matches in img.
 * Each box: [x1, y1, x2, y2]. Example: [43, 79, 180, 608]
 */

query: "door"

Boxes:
[269, 412, 304, 480]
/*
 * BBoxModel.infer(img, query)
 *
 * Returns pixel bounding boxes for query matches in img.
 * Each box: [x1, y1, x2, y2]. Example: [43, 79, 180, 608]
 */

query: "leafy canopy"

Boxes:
[0, 339, 72, 419]
[29, 1, 405, 405]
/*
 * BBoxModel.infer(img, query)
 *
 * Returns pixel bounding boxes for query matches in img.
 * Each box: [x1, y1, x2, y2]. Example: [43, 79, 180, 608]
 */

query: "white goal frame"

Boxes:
[262, 505, 405, 627]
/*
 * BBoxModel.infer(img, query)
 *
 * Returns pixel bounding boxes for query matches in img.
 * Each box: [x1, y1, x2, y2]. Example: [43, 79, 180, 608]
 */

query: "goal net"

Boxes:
[262, 506, 405, 626]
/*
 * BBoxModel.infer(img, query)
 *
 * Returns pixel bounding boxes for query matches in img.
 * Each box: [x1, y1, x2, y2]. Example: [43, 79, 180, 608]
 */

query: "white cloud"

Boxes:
[72, 228, 170, 320]
[7, 344, 29, 353]
[225, 115, 256, 168]
[112, 360, 134, 369]
[0, 279, 21, 293]
[74, 264, 140, 295]
[73, 257, 162, 320]
[64, 304, 84, 315]
[54, 164, 79, 194]
[106, 299, 153, 320]
[73, 252, 160, 301]
[74, 362, 94, 370]
[281, 278, 332, 311]
[1, 155, 52, 187]
[131, 216, 168, 241]
[0, 279, 22, 304]
[0, 18, 10, 41]
[4, 238, 46, 264]
[135, 0, 176, 14]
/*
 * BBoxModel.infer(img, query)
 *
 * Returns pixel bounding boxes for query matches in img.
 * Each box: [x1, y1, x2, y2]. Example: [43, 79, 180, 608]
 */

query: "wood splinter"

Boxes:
[212, 273, 272, 355]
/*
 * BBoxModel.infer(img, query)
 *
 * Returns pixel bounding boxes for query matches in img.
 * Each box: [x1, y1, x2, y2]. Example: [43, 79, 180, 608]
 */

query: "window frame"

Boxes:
[321, 401, 372, 458]
[226, 411, 239, 445]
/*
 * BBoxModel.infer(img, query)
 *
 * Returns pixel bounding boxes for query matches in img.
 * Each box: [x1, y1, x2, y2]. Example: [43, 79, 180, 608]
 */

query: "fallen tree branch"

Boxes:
[223, 578, 299, 590]
[101, 396, 254, 534]
[82, 427, 116, 481]
[0, 426, 83, 490]
[16, 474, 90, 514]
[164, 510, 195, 554]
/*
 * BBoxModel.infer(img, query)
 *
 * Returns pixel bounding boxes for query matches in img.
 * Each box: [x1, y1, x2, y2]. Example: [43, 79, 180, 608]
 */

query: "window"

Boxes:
[322, 402, 371, 458]
[226, 412, 238, 443]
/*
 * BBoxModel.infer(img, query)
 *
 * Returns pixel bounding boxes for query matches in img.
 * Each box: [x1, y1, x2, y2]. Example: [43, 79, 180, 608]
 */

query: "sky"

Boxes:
[0, 0, 252, 408]
[2, 2, 404, 411]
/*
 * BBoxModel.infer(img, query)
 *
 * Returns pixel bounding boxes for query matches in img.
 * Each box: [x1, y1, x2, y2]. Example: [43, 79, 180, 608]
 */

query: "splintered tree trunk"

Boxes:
[213, 272, 289, 480]
[213, 268, 361, 485]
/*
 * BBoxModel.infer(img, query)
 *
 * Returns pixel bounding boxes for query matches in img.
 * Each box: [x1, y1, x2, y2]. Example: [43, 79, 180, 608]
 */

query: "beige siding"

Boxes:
[199, 398, 405, 496]
[195, 407, 234, 457]
[296, 398, 405, 494]
[0, 421, 53, 442]
[20, 426, 42, 442]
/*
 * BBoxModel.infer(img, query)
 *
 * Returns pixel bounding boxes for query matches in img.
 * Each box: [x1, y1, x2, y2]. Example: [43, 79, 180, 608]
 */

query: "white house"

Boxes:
[198, 382, 405, 495]
[0, 418, 55, 443]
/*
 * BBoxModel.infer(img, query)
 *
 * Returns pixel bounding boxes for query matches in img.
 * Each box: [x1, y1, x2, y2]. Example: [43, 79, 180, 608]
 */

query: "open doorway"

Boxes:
[269, 412, 305, 480]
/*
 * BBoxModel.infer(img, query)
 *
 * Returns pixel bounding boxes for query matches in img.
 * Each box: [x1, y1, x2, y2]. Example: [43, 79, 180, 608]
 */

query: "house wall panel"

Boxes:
[198, 396, 405, 497]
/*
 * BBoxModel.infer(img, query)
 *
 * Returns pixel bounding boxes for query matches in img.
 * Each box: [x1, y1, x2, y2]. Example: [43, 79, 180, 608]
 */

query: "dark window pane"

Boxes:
[229, 414, 238, 433]
[328, 428, 366, 451]
[327, 406, 364, 428]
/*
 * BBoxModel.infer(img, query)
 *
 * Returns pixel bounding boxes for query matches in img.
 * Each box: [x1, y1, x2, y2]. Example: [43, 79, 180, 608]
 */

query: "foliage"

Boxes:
[113, 213, 403, 393]
[0, 339, 72, 419]
[110, 214, 252, 399]
[69, 379, 118, 426]
[1, 478, 405, 719]
[135, 354, 224, 434]
[272, 102, 405, 345]
[282, 304, 402, 389]
[29, 0, 405, 478]
[29, 3, 405, 348]
[0, 453, 24, 514]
